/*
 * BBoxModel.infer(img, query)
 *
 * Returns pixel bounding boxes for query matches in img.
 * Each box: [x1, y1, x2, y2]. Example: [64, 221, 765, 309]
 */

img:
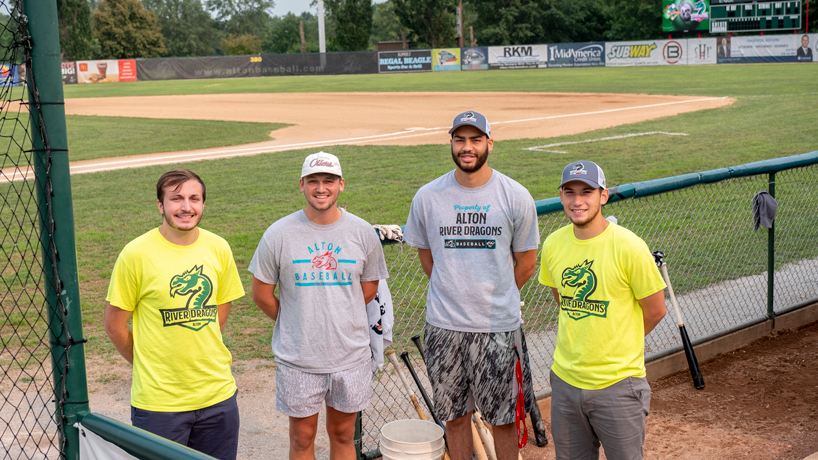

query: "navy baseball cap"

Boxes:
[560, 160, 606, 189]
[449, 111, 491, 138]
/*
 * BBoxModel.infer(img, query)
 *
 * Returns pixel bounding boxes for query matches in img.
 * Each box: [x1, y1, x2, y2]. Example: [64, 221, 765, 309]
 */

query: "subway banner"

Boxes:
[138, 52, 378, 80]
[548, 42, 605, 68]
[605, 40, 688, 66]
[717, 35, 807, 64]
[378, 50, 432, 73]
[432, 48, 461, 71]
[488, 45, 548, 69]
[61, 61, 77, 84]
[461, 47, 489, 71]
[686, 37, 717, 65]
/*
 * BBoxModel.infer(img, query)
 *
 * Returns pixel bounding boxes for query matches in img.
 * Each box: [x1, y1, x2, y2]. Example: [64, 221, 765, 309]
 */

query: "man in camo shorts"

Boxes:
[404, 111, 540, 460]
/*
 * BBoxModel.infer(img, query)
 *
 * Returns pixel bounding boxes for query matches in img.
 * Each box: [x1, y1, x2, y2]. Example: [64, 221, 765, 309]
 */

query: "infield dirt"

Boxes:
[62, 92, 731, 174]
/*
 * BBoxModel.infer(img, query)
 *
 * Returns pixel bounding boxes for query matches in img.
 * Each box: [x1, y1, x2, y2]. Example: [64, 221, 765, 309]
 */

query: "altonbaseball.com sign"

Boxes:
[605, 40, 687, 66]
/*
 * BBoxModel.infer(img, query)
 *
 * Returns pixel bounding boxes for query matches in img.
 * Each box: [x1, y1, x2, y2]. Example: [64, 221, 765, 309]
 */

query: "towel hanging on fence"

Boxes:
[367, 279, 394, 373]
[752, 191, 778, 232]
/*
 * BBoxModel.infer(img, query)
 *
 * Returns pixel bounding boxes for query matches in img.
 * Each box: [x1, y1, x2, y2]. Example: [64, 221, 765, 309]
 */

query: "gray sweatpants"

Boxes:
[550, 370, 650, 460]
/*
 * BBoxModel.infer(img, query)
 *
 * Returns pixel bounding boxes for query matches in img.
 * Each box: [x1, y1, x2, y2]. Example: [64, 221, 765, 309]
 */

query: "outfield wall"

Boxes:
[56, 33, 817, 85]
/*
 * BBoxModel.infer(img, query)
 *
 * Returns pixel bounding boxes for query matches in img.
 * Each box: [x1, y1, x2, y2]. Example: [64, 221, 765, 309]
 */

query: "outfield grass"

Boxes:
[40, 63, 815, 360]
[62, 64, 817, 99]
[65, 116, 288, 162]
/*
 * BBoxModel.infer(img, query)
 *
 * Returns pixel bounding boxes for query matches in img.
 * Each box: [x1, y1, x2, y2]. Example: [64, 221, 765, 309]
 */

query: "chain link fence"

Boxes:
[360, 157, 818, 455]
[0, 0, 65, 458]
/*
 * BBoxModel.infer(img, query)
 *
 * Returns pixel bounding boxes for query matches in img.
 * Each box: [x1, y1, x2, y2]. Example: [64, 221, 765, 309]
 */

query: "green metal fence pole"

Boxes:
[767, 172, 776, 322]
[23, 0, 90, 458]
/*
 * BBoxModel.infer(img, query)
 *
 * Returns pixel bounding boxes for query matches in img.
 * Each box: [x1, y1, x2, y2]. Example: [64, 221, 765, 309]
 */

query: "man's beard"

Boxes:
[451, 144, 489, 173]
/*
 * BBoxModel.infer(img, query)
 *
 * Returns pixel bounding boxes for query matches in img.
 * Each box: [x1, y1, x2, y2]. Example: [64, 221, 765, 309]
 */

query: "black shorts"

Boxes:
[131, 390, 239, 460]
[424, 323, 535, 426]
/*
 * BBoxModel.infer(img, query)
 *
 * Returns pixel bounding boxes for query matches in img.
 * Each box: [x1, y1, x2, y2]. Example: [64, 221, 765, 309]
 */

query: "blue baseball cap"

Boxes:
[560, 160, 606, 189]
[449, 111, 491, 138]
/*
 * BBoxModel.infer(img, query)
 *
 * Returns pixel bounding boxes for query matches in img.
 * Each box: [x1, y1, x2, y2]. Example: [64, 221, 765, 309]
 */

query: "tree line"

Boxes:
[59, 0, 818, 60]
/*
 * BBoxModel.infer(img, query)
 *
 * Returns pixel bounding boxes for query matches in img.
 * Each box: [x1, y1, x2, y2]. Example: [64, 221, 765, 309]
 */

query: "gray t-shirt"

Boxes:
[249, 209, 388, 373]
[404, 170, 539, 333]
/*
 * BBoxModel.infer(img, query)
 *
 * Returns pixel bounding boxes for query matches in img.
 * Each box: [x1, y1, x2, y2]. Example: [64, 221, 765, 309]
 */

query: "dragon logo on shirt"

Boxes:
[312, 251, 338, 270]
[560, 260, 609, 320]
[159, 265, 218, 331]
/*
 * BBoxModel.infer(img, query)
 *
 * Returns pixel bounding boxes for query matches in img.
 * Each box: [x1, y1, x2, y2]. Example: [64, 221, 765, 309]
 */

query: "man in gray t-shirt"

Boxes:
[404, 111, 539, 460]
[249, 151, 388, 459]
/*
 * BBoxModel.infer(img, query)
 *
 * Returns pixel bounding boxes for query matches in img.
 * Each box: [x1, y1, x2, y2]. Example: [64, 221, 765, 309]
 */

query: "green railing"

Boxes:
[361, 150, 818, 457]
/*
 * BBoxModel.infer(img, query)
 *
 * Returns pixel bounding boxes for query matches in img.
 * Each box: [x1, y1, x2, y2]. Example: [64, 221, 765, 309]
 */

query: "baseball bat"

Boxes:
[472, 411, 497, 460]
[386, 350, 453, 460]
[408, 336, 489, 460]
[652, 251, 705, 390]
[520, 329, 549, 447]
[399, 351, 443, 428]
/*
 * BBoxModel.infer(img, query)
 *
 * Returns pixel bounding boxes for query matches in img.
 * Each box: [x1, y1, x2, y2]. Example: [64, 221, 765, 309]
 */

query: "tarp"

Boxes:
[547, 42, 605, 68]
[137, 52, 378, 81]
[487, 45, 548, 69]
[77, 423, 138, 460]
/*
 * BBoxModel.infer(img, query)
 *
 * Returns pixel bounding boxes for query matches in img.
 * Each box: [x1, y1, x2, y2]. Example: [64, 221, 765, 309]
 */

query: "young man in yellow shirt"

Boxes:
[539, 161, 667, 460]
[105, 169, 245, 459]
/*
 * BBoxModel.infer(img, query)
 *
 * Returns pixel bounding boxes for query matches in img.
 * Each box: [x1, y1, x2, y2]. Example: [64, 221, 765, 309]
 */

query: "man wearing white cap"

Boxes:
[249, 152, 388, 459]
[539, 160, 667, 460]
[404, 111, 540, 459]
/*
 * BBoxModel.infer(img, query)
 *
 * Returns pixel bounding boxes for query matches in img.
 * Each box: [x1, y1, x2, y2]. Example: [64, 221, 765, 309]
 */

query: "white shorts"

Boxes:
[275, 360, 372, 418]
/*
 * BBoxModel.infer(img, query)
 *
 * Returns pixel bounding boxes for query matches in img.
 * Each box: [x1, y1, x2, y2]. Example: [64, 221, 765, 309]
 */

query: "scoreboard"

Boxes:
[710, 0, 802, 33]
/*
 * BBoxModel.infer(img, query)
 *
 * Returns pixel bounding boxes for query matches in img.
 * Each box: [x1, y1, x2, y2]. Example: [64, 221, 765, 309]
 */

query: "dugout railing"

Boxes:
[360, 150, 818, 458]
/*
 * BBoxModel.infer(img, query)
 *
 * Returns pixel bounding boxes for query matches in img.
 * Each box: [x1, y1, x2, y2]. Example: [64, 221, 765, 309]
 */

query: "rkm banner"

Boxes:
[488, 45, 548, 69]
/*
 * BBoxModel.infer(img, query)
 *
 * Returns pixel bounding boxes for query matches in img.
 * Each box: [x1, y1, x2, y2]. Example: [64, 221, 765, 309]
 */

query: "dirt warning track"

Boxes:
[57, 92, 732, 175]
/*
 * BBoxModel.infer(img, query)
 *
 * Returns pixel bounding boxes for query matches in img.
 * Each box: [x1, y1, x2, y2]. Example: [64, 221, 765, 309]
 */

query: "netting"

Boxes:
[0, 0, 63, 458]
[361, 163, 818, 453]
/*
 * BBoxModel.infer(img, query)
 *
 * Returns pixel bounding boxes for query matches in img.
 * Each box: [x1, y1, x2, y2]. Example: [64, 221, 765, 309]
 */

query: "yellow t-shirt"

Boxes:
[539, 222, 665, 390]
[107, 228, 245, 411]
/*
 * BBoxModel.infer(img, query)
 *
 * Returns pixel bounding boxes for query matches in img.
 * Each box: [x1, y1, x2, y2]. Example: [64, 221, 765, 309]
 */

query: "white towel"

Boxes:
[366, 279, 394, 373]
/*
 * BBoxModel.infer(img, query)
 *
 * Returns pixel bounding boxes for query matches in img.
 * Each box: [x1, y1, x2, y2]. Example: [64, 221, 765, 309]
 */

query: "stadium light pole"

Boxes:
[318, 0, 326, 54]
[23, 0, 90, 459]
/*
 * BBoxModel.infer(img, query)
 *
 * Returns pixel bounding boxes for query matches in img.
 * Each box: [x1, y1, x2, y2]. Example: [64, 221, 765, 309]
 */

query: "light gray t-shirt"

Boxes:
[249, 209, 388, 373]
[404, 170, 539, 333]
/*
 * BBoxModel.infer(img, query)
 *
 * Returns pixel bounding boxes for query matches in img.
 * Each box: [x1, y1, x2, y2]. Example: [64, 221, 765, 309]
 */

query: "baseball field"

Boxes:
[57, 63, 817, 459]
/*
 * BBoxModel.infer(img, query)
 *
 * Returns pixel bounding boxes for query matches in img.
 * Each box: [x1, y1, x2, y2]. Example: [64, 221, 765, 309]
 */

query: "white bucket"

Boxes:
[379, 419, 446, 460]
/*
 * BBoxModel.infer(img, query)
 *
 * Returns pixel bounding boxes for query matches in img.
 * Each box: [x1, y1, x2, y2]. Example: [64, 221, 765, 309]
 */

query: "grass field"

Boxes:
[53, 63, 818, 361]
[65, 116, 288, 162]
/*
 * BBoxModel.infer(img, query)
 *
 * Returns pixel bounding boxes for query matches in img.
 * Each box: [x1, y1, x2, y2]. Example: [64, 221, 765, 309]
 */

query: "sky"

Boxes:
[272, 0, 387, 17]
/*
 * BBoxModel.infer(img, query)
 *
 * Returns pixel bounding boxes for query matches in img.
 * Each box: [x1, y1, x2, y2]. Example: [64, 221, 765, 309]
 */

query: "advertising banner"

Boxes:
[718, 35, 800, 64]
[0, 64, 19, 87]
[77, 59, 120, 83]
[432, 48, 461, 71]
[488, 45, 548, 69]
[118, 59, 137, 82]
[548, 42, 605, 68]
[61, 62, 77, 84]
[686, 37, 717, 65]
[138, 52, 378, 80]
[662, 0, 709, 32]
[795, 33, 816, 63]
[605, 40, 687, 66]
[378, 50, 432, 73]
[461, 47, 488, 71]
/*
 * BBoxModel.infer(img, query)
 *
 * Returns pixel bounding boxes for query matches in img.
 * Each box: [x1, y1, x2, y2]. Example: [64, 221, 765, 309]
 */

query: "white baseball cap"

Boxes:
[301, 151, 342, 178]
